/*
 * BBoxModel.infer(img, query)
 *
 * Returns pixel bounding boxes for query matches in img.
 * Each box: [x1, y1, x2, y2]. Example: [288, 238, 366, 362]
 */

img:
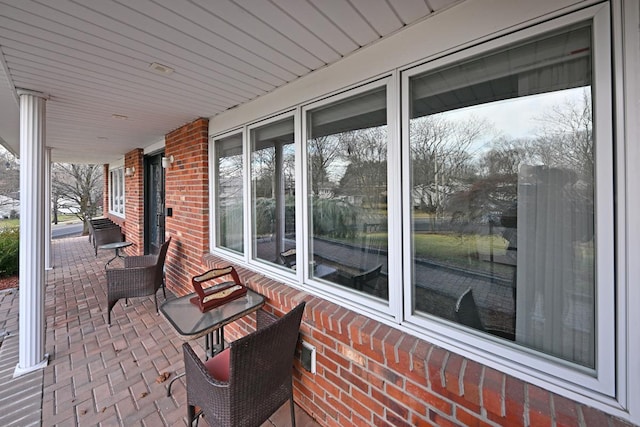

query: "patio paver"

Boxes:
[0, 236, 319, 426]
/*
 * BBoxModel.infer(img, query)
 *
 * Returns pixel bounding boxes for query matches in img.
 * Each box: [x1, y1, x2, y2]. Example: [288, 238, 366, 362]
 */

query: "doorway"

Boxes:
[144, 153, 165, 254]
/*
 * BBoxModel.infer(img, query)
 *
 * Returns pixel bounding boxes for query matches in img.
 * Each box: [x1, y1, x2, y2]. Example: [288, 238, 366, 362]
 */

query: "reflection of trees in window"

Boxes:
[218, 155, 243, 205]
[337, 127, 387, 210]
[429, 91, 594, 228]
[216, 136, 244, 253]
[306, 84, 389, 299]
[308, 135, 341, 196]
[252, 145, 295, 199]
[410, 115, 489, 215]
[531, 90, 593, 182]
[252, 146, 275, 199]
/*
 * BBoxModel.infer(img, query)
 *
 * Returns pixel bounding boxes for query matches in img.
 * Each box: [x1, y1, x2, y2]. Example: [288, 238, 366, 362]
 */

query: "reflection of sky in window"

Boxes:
[436, 86, 589, 150]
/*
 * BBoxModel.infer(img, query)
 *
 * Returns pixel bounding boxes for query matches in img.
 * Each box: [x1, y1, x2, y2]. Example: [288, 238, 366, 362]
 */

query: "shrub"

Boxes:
[312, 198, 361, 239]
[0, 227, 19, 277]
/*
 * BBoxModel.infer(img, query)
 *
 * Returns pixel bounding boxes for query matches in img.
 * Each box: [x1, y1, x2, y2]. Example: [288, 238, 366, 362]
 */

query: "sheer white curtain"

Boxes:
[516, 164, 594, 367]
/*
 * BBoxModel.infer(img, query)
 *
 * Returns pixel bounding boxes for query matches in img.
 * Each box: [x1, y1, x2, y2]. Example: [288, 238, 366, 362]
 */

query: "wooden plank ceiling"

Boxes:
[0, 0, 459, 163]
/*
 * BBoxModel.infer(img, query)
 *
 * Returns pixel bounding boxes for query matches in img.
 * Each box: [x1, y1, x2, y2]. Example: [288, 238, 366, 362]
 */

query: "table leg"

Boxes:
[104, 247, 127, 269]
[104, 249, 118, 269]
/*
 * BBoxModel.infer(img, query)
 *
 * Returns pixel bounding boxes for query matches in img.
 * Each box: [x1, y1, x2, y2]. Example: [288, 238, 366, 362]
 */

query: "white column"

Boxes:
[45, 147, 52, 270]
[15, 89, 49, 377]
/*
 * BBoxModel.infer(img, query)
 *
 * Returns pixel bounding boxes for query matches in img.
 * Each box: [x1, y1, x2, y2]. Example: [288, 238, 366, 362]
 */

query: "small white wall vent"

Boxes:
[300, 341, 316, 374]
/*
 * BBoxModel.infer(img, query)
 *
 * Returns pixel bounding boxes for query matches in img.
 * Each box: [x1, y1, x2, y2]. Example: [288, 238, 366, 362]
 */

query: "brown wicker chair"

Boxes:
[454, 287, 515, 341]
[351, 263, 382, 292]
[279, 248, 297, 268]
[92, 223, 123, 256]
[182, 301, 306, 427]
[106, 237, 171, 325]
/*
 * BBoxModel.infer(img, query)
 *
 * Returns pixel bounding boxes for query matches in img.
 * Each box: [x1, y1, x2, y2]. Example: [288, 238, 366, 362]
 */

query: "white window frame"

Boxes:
[109, 166, 125, 218]
[401, 3, 616, 401]
[210, 128, 246, 263]
[206, 1, 637, 419]
[246, 111, 298, 277]
[300, 77, 400, 318]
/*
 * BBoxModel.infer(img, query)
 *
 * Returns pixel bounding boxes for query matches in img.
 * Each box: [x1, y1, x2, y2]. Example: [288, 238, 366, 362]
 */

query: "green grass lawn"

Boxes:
[0, 214, 80, 229]
[412, 232, 513, 277]
[332, 230, 514, 278]
[0, 218, 19, 228]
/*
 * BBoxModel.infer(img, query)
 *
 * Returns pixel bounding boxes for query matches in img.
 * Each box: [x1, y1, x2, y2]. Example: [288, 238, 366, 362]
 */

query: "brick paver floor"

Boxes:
[1, 236, 318, 426]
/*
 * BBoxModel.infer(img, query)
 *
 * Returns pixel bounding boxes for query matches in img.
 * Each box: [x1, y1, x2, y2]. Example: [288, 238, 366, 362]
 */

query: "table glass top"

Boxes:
[160, 288, 264, 338]
[98, 241, 132, 250]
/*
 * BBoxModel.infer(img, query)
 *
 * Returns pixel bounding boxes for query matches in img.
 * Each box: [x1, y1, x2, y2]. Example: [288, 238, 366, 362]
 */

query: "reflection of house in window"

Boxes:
[0, 194, 19, 218]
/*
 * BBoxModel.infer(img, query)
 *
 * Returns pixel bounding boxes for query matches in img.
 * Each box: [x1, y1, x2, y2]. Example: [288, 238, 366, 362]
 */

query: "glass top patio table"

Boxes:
[99, 241, 132, 268]
[159, 288, 265, 341]
[160, 288, 265, 396]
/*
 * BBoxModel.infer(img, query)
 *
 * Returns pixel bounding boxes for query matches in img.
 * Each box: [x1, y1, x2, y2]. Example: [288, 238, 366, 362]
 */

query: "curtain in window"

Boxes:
[516, 164, 594, 367]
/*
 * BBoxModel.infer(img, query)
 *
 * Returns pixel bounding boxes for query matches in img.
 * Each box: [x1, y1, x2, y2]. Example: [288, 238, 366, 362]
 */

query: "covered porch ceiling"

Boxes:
[0, 0, 461, 164]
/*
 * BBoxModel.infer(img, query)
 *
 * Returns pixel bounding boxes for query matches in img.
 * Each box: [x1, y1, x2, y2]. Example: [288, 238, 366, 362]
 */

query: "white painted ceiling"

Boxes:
[0, 0, 460, 164]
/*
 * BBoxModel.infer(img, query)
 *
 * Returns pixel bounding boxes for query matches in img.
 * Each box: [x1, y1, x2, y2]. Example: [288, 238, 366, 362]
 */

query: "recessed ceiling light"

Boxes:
[112, 114, 128, 120]
[149, 62, 174, 75]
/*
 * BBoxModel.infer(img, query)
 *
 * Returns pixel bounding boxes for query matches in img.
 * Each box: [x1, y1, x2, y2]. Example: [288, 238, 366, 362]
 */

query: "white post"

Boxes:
[15, 89, 49, 377]
[45, 147, 52, 270]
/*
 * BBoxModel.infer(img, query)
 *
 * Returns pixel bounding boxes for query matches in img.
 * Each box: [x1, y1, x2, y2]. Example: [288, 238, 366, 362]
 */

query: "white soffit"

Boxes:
[0, 0, 461, 164]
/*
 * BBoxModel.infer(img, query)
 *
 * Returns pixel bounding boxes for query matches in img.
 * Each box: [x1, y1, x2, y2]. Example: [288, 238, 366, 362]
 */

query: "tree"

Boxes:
[0, 146, 20, 217]
[52, 164, 103, 234]
[530, 90, 593, 181]
[410, 114, 490, 214]
[337, 127, 388, 209]
[308, 135, 341, 196]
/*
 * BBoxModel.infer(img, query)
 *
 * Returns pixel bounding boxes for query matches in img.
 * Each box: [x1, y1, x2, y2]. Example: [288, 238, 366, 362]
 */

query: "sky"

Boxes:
[438, 86, 589, 145]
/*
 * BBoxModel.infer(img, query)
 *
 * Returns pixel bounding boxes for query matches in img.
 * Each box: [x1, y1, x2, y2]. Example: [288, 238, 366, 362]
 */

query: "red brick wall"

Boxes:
[198, 253, 632, 427]
[123, 149, 144, 255]
[106, 150, 143, 255]
[163, 118, 210, 293]
[159, 119, 632, 427]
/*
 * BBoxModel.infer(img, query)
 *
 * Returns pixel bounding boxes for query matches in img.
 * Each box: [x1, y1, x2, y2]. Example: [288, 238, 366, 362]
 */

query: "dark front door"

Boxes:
[145, 153, 165, 254]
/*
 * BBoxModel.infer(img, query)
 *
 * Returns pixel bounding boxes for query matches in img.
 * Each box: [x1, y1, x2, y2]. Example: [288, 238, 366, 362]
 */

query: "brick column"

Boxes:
[164, 118, 209, 293]
[123, 149, 144, 255]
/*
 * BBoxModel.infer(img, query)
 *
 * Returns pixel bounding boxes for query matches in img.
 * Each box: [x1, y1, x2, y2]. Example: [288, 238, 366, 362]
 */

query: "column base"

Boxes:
[13, 353, 49, 378]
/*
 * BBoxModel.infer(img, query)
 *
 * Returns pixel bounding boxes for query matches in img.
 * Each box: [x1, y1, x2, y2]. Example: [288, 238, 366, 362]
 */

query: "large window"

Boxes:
[250, 116, 295, 268]
[214, 132, 244, 254]
[403, 9, 613, 395]
[109, 167, 124, 216]
[306, 85, 389, 300]
[211, 5, 616, 401]
[407, 24, 597, 366]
